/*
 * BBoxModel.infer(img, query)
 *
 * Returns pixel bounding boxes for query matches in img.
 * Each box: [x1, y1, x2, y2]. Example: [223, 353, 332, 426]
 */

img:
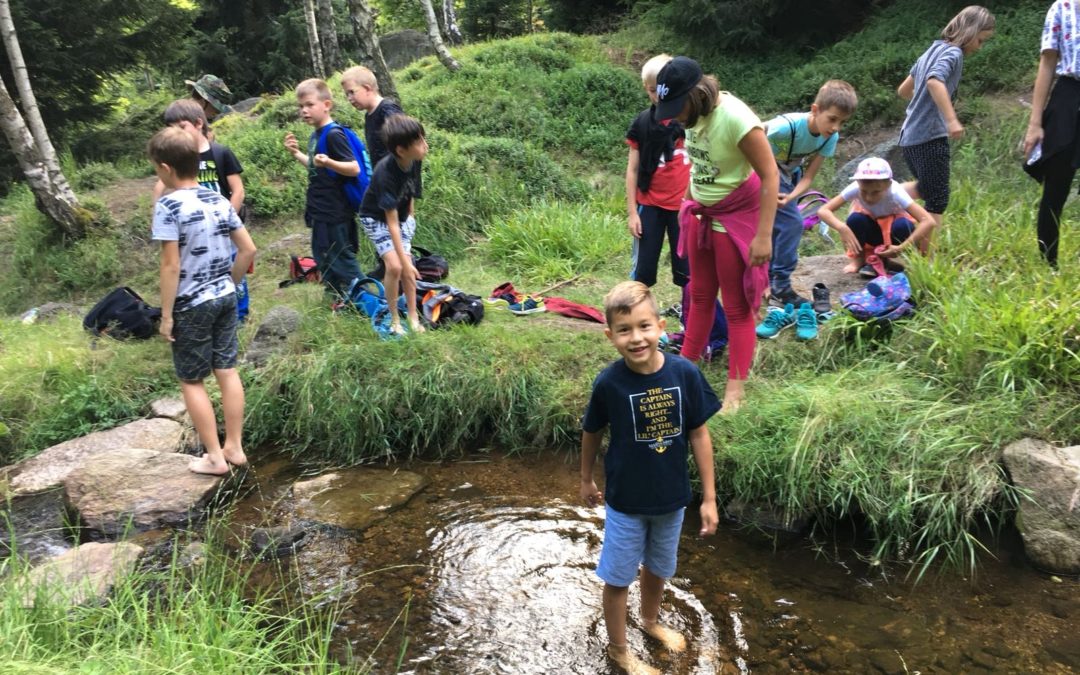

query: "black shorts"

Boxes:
[902, 137, 951, 214]
[171, 294, 239, 381]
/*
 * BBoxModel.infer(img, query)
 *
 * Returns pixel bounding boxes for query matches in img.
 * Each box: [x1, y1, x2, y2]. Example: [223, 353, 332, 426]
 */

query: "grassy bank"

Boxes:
[0, 13, 1077, 580]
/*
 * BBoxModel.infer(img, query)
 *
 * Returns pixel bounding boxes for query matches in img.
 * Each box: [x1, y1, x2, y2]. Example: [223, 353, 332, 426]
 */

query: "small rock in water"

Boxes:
[249, 524, 309, 559]
[292, 468, 428, 530]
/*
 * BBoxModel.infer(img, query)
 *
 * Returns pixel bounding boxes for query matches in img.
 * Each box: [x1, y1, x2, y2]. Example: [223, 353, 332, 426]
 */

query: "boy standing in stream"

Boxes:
[580, 280, 720, 674]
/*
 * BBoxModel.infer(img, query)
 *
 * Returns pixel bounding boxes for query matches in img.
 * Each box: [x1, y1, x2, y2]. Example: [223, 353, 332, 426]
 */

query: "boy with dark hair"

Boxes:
[358, 114, 427, 335]
[763, 79, 857, 308]
[149, 127, 256, 475]
[155, 98, 251, 322]
[283, 78, 363, 298]
[580, 280, 720, 675]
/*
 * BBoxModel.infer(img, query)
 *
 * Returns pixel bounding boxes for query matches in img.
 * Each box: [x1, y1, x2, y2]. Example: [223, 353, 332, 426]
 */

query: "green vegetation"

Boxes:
[1, 0, 1077, 586]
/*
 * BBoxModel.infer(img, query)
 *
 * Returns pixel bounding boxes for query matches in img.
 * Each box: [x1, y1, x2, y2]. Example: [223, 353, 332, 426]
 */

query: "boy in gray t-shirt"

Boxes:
[149, 127, 257, 475]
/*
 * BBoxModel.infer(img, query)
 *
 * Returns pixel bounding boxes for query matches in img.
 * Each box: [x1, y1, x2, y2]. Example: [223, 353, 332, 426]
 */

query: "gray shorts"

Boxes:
[171, 294, 239, 381]
[359, 215, 415, 258]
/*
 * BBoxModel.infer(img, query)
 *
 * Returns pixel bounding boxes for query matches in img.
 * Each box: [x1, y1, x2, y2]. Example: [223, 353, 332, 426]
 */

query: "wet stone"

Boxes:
[1045, 635, 1080, 668]
[20, 541, 143, 607]
[964, 647, 999, 670]
[1, 487, 71, 566]
[5, 418, 185, 496]
[1002, 438, 1080, 574]
[292, 468, 428, 530]
[64, 447, 231, 535]
[249, 523, 309, 559]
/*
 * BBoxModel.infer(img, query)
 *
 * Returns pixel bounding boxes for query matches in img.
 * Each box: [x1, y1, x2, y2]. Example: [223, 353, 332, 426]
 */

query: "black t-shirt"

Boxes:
[304, 123, 356, 224]
[582, 354, 720, 515]
[197, 143, 243, 203]
[365, 99, 404, 167]
[359, 154, 423, 223]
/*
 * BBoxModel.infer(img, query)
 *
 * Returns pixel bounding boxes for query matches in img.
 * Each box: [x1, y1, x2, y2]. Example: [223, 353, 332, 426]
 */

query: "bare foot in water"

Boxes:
[643, 621, 688, 652]
[223, 446, 248, 467]
[189, 453, 230, 475]
[607, 645, 659, 675]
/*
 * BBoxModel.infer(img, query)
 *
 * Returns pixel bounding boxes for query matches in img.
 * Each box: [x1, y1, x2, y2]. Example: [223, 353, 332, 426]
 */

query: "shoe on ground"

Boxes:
[769, 287, 811, 308]
[883, 256, 906, 273]
[756, 303, 795, 339]
[812, 282, 831, 315]
[509, 296, 545, 315]
[795, 302, 818, 341]
[858, 264, 878, 279]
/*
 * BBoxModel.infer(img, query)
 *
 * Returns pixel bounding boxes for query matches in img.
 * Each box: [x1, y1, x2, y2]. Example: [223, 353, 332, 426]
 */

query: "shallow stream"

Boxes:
[227, 451, 1079, 674]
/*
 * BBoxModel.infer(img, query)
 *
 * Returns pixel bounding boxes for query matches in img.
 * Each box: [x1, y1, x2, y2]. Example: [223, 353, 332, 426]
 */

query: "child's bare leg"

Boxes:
[382, 252, 405, 334]
[181, 379, 229, 475]
[919, 213, 943, 254]
[721, 379, 746, 415]
[604, 583, 659, 675]
[843, 254, 864, 274]
[640, 567, 686, 652]
[402, 263, 423, 332]
[214, 367, 246, 466]
[902, 180, 920, 201]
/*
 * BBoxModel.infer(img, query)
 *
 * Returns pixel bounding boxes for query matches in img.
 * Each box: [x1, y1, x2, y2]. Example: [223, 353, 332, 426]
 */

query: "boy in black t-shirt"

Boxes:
[153, 99, 251, 322]
[340, 65, 404, 167]
[580, 281, 720, 674]
[358, 115, 427, 335]
[283, 78, 362, 298]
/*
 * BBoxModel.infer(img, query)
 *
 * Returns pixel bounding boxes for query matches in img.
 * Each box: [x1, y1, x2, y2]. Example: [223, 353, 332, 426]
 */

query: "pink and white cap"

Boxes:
[851, 157, 893, 180]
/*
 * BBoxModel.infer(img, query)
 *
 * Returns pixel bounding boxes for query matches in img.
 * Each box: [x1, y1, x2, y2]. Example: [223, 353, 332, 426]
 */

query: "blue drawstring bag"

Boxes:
[345, 276, 396, 339]
[840, 272, 914, 322]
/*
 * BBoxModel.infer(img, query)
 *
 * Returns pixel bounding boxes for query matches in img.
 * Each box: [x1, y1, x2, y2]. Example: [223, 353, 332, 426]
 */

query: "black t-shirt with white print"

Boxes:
[359, 153, 423, 223]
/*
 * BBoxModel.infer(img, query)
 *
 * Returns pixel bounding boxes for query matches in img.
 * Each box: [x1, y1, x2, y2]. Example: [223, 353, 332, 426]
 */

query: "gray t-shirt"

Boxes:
[152, 186, 243, 312]
[899, 40, 964, 147]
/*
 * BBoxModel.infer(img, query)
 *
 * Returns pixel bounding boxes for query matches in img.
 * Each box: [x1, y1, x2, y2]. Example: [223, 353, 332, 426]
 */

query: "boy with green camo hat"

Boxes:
[186, 74, 234, 122]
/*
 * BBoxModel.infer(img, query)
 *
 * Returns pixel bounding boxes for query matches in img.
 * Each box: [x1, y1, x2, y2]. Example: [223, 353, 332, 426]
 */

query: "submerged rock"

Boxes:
[292, 468, 428, 530]
[19, 541, 143, 607]
[64, 447, 231, 535]
[249, 523, 310, 559]
[724, 497, 811, 535]
[245, 305, 301, 367]
[1002, 438, 1080, 574]
[4, 418, 185, 496]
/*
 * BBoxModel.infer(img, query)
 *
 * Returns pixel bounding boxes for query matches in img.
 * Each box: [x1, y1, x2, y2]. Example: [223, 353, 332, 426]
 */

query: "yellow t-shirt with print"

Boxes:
[685, 92, 763, 207]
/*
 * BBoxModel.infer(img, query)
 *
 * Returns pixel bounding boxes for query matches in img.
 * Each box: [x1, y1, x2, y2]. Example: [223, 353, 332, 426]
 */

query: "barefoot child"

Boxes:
[149, 127, 256, 475]
[898, 5, 995, 246]
[816, 157, 934, 276]
[580, 281, 720, 674]
[358, 114, 427, 335]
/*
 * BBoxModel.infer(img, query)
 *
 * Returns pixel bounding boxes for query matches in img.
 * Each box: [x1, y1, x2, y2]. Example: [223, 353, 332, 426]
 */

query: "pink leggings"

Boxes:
[680, 228, 755, 380]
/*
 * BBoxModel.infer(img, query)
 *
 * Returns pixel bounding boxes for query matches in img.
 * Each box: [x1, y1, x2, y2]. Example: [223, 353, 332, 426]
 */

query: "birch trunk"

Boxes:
[302, 0, 326, 78]
[0, 76, 83, 236]
[440, 0, 462, 45]
[0, 0, 77, 207]
[345, 0, 399, 101]
[419, 0, 460, 72]
[315, 0, 341, 74]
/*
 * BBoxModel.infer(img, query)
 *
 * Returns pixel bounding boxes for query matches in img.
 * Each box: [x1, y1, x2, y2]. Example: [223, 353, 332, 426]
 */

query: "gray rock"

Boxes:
[178, 541, 208, 567]
[834, 132, 911, 194]
[36, 302, 83, 322]
[64, 447, 230, 535]
[249, 523, 309, 559]
[723, 497, 811, 534]
[231, 96, 263, 114]
[245, 305, 302, 367]
[292, 468, 427, 530]
[379, 29, 436, 70]
[149, 397, 187, 422]
[1002, 438, 1080, 573]
[5, 418, 185, 496]
[20, 541, 143, 607]
[790, 254, 870, 309]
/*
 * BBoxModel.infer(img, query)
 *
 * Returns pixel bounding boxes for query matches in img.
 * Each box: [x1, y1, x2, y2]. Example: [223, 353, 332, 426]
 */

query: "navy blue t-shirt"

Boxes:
[359, 154, 422, 223]
[582, 354, 721, 515]
[364, 98, 404, 167]
[304, 123, 356, 224]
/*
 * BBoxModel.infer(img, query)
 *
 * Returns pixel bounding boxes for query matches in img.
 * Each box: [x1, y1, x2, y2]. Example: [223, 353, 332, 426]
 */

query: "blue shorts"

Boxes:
[596, 505, 685, 587]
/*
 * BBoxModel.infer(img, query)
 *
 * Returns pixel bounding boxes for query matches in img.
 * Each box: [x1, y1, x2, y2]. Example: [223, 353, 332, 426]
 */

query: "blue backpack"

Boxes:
[317, 122, 373, 211]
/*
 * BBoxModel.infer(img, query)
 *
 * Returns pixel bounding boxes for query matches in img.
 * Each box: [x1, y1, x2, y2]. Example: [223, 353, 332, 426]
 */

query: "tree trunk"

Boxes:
[302, 0, 325, 78]
[345, 0, 398, 101]
[0, 0, 78, 209]
[315, 0, 341, 74]
[440, 0, 463, 45]
[0, 76, 83, 236]
[418, 0, 460, 72]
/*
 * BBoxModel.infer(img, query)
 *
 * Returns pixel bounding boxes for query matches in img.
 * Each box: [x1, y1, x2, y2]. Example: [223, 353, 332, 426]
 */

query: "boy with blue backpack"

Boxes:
[283, 78, 371, 298]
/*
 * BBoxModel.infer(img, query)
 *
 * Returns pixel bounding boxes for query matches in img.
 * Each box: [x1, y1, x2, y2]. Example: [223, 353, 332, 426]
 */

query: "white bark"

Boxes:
[441, 0, 462, 45]
[302, 0, 326, 78]
[419, 0, 460, 72]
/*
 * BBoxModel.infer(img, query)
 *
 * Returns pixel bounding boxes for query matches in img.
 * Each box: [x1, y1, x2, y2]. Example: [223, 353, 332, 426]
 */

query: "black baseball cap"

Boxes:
[654, 56, 704, 121]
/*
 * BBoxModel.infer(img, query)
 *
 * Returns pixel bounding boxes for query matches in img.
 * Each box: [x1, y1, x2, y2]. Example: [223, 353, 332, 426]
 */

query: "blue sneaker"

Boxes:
[795, 302, 818, 341]
[756, 303, 795, 339]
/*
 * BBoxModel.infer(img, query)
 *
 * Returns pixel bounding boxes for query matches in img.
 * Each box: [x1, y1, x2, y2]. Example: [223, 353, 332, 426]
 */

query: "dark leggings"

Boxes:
[630, 204, 689, 287]
[846, 213, 915, 248]
[1036, 148, 1075, 267]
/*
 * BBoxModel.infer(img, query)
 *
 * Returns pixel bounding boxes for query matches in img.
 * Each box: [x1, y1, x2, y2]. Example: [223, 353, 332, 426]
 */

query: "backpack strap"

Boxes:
[209, 142, 233, 202]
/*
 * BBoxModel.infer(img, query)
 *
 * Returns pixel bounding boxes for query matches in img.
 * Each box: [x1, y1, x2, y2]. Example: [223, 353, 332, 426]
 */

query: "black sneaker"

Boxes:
[812, 283, 831, 315]
[769, 287, 810, 308]
[858, 264, 878, 279]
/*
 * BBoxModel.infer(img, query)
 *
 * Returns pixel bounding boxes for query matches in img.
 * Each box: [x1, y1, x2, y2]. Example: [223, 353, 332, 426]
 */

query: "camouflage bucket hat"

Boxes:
[185, 74, 233, 114]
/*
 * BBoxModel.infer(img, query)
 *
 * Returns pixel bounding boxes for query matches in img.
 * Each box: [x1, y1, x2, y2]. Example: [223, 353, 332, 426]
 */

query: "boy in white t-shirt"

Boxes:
[817, 157, 934, 276]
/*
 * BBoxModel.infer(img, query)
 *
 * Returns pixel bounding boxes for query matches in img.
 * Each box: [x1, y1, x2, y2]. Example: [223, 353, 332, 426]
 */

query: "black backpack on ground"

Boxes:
[83, 287, 162, 340]
[368, 245, 450, 283]
[415, 281, 484, 328]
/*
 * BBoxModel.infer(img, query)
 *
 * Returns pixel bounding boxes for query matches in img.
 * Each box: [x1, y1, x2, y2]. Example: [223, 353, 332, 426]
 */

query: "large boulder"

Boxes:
[292, 468, 428, 530]
[1002, 438, 1080, 574]
[245, 305, 301, 367]
[20, 541, 143, 607]
[64, 447, 231, 535]
[4, 418, 185, 496]
[379, 29, 436, 70]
